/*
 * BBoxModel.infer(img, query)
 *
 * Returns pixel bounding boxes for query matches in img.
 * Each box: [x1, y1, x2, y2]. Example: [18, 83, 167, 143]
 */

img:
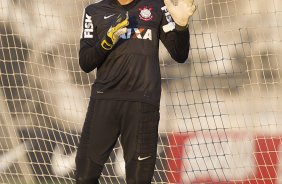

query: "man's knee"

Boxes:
[125, 159, 156, 184]
[76, 177, 99, 184]
[75, 156, 103, 184]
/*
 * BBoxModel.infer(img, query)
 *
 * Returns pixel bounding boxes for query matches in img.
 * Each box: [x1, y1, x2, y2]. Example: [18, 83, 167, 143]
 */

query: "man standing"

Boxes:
[76, 0, 196, 183]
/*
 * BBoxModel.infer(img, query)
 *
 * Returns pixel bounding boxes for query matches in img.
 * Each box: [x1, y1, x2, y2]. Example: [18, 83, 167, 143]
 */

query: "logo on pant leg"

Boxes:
[138, 155, 151, 161]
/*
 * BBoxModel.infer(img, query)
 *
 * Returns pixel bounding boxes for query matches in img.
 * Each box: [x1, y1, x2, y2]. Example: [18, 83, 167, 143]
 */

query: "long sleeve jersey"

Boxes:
[79, 0, 190, 106]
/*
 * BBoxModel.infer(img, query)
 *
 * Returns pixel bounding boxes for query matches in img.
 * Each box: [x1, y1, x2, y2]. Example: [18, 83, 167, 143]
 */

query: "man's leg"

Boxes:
[75, 99, 120, 184]
[75, 156, 103, 184]
[120, 102, 160, 184]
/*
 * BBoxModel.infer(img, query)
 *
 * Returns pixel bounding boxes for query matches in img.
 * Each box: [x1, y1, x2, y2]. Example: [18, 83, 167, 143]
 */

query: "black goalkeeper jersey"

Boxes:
[79, 0, 190, 106]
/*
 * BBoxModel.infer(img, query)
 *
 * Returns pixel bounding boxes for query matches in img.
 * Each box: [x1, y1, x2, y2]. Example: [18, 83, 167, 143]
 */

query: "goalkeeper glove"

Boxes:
[101, 12, 129, 50]
[164, 0, 196, 27]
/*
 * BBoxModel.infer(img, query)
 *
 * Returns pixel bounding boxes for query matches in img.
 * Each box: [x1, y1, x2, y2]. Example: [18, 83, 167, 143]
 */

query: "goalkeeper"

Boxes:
[76, 0, 196, 183]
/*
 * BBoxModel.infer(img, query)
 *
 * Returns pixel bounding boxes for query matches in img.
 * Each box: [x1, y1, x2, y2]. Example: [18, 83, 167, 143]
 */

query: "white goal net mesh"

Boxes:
[0, 0, 282, 183]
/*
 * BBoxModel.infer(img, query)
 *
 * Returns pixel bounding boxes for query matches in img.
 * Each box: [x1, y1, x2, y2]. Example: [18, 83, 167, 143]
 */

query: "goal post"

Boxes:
[0, 0, 282, 183]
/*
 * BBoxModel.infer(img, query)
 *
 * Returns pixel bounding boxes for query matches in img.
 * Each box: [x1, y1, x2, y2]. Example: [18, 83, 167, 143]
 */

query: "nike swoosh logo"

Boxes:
[104, 14, 115, 19]
[138, 155, 151, 161]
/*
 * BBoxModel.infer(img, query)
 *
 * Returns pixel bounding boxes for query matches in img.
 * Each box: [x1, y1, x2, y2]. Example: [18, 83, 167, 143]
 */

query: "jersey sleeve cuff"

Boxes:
[96, 43, 110, 58]
[175, 24, 189, 31]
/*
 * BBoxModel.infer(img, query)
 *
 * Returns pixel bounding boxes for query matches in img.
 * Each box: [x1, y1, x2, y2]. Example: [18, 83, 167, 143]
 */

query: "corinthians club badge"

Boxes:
[139, 6, 153, 21]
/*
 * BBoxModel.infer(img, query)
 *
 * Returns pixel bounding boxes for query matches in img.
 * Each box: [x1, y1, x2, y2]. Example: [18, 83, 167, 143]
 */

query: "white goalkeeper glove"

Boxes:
[164, 0, 196, 27]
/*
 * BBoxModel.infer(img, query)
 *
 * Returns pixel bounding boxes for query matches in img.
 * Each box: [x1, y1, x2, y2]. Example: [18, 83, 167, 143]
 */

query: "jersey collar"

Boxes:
[111, 0, 138, 10]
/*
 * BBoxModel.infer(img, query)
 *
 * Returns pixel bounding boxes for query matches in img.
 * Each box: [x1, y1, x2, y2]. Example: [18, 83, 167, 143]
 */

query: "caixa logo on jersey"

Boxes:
[120, 28, 152, 41]
[83, 13, 93, 38]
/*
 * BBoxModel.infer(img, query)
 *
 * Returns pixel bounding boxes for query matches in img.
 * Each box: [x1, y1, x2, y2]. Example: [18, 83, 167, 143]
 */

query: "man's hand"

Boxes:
[101, 12, 129, 50]
[164, 0, 196, 27]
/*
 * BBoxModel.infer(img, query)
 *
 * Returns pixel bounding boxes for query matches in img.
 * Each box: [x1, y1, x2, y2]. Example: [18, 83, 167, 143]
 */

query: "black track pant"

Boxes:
[75, 98, 160, 184]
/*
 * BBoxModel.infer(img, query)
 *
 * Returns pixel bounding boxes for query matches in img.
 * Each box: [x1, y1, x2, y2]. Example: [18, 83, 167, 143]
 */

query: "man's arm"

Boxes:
[79, 9, 129, 73]
[160, 0, 196, 63]
[79, 8, 108, 73]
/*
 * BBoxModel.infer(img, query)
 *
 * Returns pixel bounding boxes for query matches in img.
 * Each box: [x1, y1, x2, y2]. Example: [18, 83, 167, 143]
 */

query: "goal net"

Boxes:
[0, 0, 281, 183]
